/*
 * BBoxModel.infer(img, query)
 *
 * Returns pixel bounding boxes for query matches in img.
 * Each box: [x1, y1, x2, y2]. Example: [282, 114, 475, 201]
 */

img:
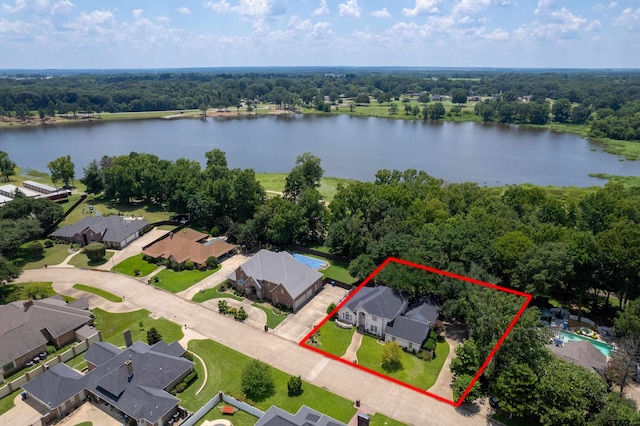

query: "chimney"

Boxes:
[23, 300, 34, 311]
[125, 360, 133, 377]
[123, 329, 133, 348]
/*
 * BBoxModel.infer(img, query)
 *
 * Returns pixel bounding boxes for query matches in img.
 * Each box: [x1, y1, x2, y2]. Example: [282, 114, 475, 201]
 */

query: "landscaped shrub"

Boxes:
[134, 268, 140, 276]
[146, 327, 162, 345]
[183, 371, 198, 385]
[174, 382, 187, 393]
[170, 259, 180, 271]
[228, 307, 238, 316]
[206, 256, 218, 269]
[24, 240, 44, 259]
[47, 344, 56, 354]
[210, 226, 219, 237]
[183, 351, 194, 361]
[287, 375, 303, 396]
[235, 307, 248, 321]
[428, 329, 437, 341]
[327, 303, 336, 315]
[241, 360, 275, 402]
[184, 260, 195, 270]
[218, 300, 229, 314]
[43, 239, 54, 248]
[85, 242, 106, 261]
[422, 338, 437, 352]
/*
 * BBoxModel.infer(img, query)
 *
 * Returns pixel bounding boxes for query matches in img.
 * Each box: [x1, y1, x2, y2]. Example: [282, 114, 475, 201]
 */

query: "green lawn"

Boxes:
[0, 390, 21, 416]
[192, 282, 245, 303]
[356, 335, 449, 390]
[74, 422, 93, 426]
[316, 321, 356, 357]
[251, 303, 288, 329]
[369, 413, 408, 426]
[153, 267, 218, 293]
[21, 243, 72, 269]
[72, 284, 122, 302]
[291, 251, 356, 284]
[255, 173, 354, 203]
[65, 354, 88, 372]
[68, 251, 114, 268]
[61, 193, 173, 227]
[185, 339, 357, 423]
[92, 308, 183, 346]
[112, 254, 158, 277]
[194, 403, 258, 426]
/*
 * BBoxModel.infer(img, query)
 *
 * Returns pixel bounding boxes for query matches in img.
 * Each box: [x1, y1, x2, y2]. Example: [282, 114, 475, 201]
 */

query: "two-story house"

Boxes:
[338, 286, 408, 338]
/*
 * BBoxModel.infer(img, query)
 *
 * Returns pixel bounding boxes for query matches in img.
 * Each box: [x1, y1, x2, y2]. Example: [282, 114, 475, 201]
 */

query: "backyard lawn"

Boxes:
[0, 281, 57, 304]
[153, 267, 219, 293]
[315, 321, 356, 357]
[21, 243, 72, 269]
[68, 251, 114, 268]
[72, 284, 122, 302]
[185, 339, 357, 423]
[112, 254, 158, 277]
[251, 302, 288, 329]
[192, 282, 244, 303]
[92, 308, 183, 346]
[60, 194, 173, 226]
[255, 173, 354, 203]
[356, 335, 449, 390]
[289, 250, 356, 285]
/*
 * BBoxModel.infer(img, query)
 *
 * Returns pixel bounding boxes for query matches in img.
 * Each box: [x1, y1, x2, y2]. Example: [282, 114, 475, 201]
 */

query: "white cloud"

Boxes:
[535, 0, 555, 15]
[2, 0, 71, 14]
[205, 0, 232, 13]
[312, 0, 329, 16]
[176, 6, 191, 15]
[609, 2, 617, 8]
[515, 6, 600, 41]
[613, 7, 640, 30]
[402, 0, 440, 17]
[0, 17, 35, 36]
[452, 0, 490, 16]
[495, 0, 512, 5]
[338, 0, 360, 18]
[51, 0, 72, 14]
[133, 9, 143, 18]
[371, 8, 390, 19]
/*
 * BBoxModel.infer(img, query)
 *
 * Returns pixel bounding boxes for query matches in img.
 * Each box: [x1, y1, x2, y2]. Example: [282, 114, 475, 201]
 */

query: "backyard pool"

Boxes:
[291, 253, 328, 270]
[560, 331, 613, 357]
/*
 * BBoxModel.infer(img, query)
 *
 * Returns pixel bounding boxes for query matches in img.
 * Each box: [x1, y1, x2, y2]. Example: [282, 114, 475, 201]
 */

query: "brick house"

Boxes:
[227, 249, 323, 312]
[49, 216, 149, 248]
[142, 228, 236, 268]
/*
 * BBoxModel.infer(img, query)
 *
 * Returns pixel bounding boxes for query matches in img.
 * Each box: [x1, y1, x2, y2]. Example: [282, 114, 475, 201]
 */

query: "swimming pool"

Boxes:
[560, 331, 613, 357]
[291, 253, 327, 270]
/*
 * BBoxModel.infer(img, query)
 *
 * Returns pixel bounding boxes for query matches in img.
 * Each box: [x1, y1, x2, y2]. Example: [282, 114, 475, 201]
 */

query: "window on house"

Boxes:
[1, 361, 14, 372]
[371, 325, 378, 333]
[408, 342, 413, 349]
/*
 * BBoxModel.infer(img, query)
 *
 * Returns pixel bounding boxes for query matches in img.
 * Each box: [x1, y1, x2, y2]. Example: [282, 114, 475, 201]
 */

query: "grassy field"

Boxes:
[72, 284, 122, 302]
[152, 267, 218, 293]
[185, 339, 357, 423]
[92, 308, 183, 346]
[356, 335, 449, 391]
[192, 282, 245, 302]
[60, 194, 173, 227]
[21, 243, 72, 269]
[112, 253, 158, 277]
[369, 413, 409, 426]
[251, 302, 288, 329]
[100, 110, 201, 121]
[255, 173, 355, 203]
[67, 251, 114, 268]
[590, 174, 640, 188]
[315, 321, 356, 357]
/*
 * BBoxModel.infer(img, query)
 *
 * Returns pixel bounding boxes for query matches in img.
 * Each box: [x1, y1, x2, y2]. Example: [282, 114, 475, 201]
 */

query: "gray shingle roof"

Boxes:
[385, 316, 429, 345]
[50, 216, 149, 245]
[0, 298, 93, 367]
[344, 286, 407, 320]
[84, 342, 122, 367]
[548, 340, 607, 372]
[21, 363, 86, 410]
[23, 341, 193, 424]
[233, 250, 322, 300]
[255, 405, 347, 426]
[404, 296, 440, 325]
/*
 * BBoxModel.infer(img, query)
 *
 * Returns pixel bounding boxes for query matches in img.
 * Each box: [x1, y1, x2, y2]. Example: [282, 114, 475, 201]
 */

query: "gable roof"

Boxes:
[255, 405, 347, 426]
[385, 316, 430, 345]
[142, 231, 236, 264]
[548, 340, 607, 372]
[343, 286, 407, 320]
[0, 297, 93, 366]
[50, 216, 149, 244]
[22, 341, 192, 424]
[404, 296, 440, 325]
[233, 250, 322, 300]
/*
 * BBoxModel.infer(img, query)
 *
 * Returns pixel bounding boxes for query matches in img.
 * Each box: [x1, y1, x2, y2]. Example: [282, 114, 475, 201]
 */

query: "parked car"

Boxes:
[32, 357, 40, 364]
[38, 352, 47, 360]
[25, 360, 34, 368]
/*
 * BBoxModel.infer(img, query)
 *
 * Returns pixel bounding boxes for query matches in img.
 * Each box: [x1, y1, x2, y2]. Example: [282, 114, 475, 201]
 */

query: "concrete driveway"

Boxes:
[0, 393, 48, 426]
[272, 285, 348, 343]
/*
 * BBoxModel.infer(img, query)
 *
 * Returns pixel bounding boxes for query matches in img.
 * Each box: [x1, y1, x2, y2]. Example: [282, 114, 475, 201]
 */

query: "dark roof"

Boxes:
[404, 296, 440, 325]
[385, 316, 429, 345]
[23, 341, 193, 424]
[0, 297, 93, 367]
[255, 405, 347, 426]
[343, 286, 407, 320]
[548, 340, 607, 372]
[50, 216, 149, 244]
[230, 250, 322, 300]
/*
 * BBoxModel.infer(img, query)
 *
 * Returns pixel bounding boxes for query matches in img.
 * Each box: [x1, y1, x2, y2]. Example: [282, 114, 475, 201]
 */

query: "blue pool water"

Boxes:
[292, 253, 327, 270]
[560, 331, 613, 357]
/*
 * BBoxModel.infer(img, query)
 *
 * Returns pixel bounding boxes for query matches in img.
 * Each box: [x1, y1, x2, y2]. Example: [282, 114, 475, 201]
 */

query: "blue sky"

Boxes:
[1, 0, 639, 69]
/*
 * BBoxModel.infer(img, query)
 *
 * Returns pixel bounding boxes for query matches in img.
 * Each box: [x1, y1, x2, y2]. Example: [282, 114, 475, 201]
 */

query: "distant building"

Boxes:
[143, 228, 236, 267]
[0, 180, 70, 206]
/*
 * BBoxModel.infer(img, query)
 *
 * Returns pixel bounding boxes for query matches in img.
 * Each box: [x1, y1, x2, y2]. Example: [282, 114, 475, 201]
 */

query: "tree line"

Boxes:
[1, 70, 640, 141]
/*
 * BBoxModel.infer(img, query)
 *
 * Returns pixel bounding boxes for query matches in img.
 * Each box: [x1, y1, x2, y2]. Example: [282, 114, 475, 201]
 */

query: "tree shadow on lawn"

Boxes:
[455, 401, 482, 418]
[87, 258, 109, 267]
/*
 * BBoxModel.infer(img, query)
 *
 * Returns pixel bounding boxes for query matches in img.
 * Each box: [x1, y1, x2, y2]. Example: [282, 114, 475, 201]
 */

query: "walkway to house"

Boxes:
[341, 331, 363, 363]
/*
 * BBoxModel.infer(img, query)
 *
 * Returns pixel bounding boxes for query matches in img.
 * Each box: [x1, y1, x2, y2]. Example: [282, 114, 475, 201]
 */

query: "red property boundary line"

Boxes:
[299, 257, 533, 407]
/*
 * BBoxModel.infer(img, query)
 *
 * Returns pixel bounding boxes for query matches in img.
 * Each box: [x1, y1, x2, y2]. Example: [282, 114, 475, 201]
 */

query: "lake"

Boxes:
[1, 114, 638, 186]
